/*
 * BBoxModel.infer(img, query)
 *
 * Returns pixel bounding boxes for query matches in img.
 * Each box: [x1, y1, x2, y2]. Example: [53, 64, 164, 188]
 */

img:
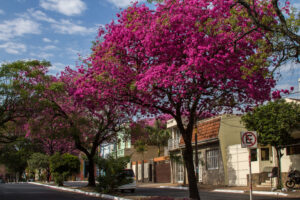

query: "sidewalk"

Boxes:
[137, 182, 300, 198]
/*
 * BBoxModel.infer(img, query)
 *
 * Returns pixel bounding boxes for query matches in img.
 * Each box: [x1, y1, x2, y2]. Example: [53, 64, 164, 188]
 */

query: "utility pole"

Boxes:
[195, 121, 199, 181]
[298, 78, 300, 99]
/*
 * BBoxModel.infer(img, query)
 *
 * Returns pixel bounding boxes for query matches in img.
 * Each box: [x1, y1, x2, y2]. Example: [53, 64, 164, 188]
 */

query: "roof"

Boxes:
[180, 117, 221, 145]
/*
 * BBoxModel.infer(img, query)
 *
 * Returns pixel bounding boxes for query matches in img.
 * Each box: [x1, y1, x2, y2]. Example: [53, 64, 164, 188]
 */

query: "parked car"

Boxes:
[0, 178, 5, 184]
[118, 169, 136, 193]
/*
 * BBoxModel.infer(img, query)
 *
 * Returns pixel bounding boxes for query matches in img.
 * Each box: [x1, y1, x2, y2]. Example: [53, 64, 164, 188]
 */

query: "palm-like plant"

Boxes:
[134, 139, 148, 160]
[146, 120, 170, 157]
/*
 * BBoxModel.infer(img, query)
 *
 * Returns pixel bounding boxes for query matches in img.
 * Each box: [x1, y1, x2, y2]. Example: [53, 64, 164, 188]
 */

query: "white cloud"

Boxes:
[275, 83, 293, 90]
[52, 19, 96, 35]
[0, 42, 27, 54]
[0, 18, 40, 41]
[105, 0, 144, 8]
[30, 52, 54, 59]
[40, 0, 86, 16]
[27, 9, 95, 36]
[293, 3, 300, 10]
[0, 9, 4, 15]
[43, 38, 51, 42]
[29, 9, 56, 23]
[48, 62, 70, 75]
[43, 45, 56, 50]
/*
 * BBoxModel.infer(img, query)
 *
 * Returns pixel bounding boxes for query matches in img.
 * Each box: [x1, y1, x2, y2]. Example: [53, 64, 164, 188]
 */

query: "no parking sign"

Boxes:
[240, 131, 257, 149]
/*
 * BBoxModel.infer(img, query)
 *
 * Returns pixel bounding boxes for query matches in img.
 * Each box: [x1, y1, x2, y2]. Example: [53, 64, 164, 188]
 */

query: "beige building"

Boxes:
[167, 112, 300, 187]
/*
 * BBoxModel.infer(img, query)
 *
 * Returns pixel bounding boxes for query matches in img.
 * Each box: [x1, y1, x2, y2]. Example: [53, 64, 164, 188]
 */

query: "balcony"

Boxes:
[168, 138, 180, 151]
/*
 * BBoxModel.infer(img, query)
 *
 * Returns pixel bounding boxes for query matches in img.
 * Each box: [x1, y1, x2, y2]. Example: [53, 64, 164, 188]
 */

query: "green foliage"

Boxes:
[134, 139, 148, 159]
[0, 138, 41, 180]
[146, 120, 170, 157]
[242, 99, 300, 147]
[28, 153, 49, 170]
[169, 151, 183, 164]
[27, 153, 50, 181]
[96, 155, 132, 193]
[0, 60, 51, 144]
[49, 153, 80, 186]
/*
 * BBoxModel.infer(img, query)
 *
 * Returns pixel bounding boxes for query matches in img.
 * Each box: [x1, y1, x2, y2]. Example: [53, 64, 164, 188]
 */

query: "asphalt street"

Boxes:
[121, 187, 297, 200]
[0, 183, 101, 200]
[0, 182, 298, 200]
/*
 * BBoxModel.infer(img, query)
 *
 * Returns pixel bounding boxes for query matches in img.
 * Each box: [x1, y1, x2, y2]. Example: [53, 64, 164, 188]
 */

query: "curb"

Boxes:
[159, 186, 188, 190]
[214, 189, 244, 194]
[213, 189, 288, 196]
[29, 182, 131, 200]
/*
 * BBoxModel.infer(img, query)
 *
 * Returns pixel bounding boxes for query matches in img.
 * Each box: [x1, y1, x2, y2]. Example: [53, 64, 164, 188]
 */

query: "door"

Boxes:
[176, 162, 184, 183]
[198, 153, 203, 182]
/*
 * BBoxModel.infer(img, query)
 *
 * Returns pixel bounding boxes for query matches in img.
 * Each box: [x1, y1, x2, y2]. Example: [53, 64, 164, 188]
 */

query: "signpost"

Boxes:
[241, 131, 257, 200]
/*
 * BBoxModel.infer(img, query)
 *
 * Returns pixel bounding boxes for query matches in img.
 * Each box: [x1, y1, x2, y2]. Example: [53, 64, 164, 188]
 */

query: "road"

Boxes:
[121, 187, 297, 200]
[0, 182, 298, 200]
[0, 183, 101, 200]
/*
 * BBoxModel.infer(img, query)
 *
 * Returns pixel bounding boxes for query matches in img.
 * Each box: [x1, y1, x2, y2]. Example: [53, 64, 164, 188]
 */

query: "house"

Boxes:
[167, 114, 300, 187]
[99, 129, 166, 183]
[167, 115, 227, 185]
[99, 122, 172, 183]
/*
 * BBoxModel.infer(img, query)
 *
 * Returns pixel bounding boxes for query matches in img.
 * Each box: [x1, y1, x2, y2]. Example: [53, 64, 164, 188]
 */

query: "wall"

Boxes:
[201, 144, 225, 185]
[280, 148, 300, 172]
[218, 115, 247, 185]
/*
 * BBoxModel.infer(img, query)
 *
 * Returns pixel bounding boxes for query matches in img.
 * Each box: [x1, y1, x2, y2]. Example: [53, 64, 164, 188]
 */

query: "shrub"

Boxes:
[49, 153, 80, 186]
[96, 155, 132, 193]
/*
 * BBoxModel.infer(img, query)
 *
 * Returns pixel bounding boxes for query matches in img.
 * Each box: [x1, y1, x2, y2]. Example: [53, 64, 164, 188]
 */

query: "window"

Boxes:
[261, 148, 269, 161]
[286, 145, 300, 155]
[251, 149, 257, 161]
[206, 149, 219, 170]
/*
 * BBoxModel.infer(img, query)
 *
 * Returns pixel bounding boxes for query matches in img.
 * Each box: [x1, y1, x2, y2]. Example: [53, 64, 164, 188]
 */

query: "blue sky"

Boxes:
[0, 0, 299, 97]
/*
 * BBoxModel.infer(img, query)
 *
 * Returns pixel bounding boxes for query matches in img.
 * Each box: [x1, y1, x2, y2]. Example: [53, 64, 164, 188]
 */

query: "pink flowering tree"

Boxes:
[26, 116, 77, 156]
[0, 60, 51, 143]
[25, 66, 131, 187]
[83, 0, 281, 198]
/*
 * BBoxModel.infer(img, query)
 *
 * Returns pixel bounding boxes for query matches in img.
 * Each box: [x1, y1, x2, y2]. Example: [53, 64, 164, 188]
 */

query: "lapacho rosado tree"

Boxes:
[83, 0, 280, 199]
[26, 66, 131, 187]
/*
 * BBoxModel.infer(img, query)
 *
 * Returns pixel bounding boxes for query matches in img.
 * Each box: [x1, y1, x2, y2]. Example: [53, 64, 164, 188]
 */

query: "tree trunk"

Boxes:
[183, 141, 200, 200]
[275, 147, 282, 189]
[87, 157, 96, 187]
[46, 167, 51, 182]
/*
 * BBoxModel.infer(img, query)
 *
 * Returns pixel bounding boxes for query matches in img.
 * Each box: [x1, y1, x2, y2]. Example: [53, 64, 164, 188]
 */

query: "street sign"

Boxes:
[240, 131, 257, 200]
[241, 131, 257, 149]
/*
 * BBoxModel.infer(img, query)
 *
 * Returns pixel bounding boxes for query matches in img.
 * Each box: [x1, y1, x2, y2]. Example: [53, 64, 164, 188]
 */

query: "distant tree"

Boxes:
[49, 153, 80, 186]
[0, 60, 51, 143]
[23, 66, 131, 187]
[146, 120, 170, 157]
[242, 99, 300, 188]
[0, 138, 41, 181]
[27, 153, 50, 182]
[134, 139, 148, 160]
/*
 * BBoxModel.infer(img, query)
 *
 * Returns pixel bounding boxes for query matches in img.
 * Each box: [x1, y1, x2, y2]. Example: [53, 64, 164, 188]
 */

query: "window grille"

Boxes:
[206, 149, 219, 170]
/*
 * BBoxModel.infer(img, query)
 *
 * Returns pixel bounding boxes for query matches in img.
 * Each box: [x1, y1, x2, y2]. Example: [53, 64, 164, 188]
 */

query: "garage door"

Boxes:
[227, 144, 248, 186]
[155, 162, 171, 183]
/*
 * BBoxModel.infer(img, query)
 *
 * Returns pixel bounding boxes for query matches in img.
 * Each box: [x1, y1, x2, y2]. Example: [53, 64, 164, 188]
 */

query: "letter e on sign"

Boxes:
[240, 131, 257, 148]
